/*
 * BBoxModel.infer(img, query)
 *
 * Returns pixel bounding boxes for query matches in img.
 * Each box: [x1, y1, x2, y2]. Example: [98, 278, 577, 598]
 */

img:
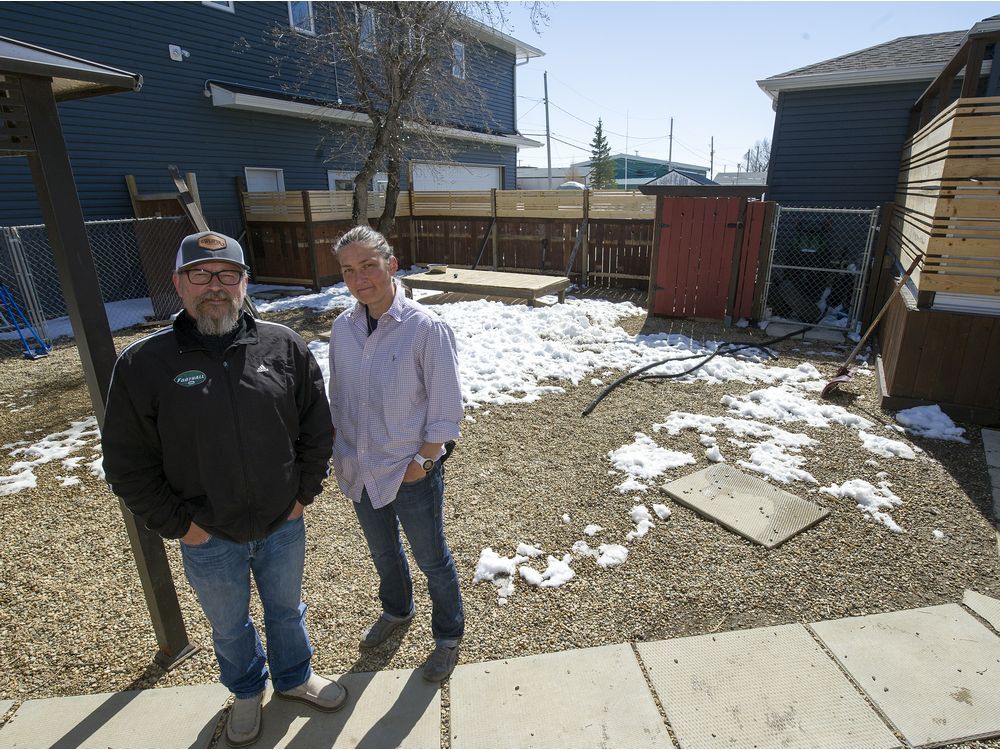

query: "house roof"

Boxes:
[756, 18, 998, 99]
[646, 169, 717, 187]
[0, 35, 142, 101]
[573, 154, 709, 174]
[460, 16, 544, 61]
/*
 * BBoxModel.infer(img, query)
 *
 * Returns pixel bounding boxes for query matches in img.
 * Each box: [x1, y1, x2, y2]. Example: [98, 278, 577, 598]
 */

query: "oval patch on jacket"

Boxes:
[174, 370, 207, 387]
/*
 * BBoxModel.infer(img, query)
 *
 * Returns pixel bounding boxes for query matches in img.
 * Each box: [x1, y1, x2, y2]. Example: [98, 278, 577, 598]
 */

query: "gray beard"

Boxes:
[195, 306, 240, 336]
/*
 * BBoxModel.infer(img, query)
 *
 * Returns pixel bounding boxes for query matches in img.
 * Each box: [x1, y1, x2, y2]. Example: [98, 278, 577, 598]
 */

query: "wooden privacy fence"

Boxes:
[646, 191, 775, 322]
[890, 96, 1000, 302]
[240, 188, 655, 290]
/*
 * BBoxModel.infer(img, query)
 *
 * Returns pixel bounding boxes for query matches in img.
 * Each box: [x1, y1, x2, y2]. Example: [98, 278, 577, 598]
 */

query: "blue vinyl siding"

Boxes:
[0, 1, 519, 225]
[765, 81, 931, 209]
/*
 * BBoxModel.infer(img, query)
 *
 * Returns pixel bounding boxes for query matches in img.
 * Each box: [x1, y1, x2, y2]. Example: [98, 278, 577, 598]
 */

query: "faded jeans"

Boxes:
[353, 461, 464, 645]
[180, 515, 313, 698]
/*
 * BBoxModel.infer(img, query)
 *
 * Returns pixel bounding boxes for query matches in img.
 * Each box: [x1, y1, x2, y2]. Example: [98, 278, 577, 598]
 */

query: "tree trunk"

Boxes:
[378, 153, 402, 235]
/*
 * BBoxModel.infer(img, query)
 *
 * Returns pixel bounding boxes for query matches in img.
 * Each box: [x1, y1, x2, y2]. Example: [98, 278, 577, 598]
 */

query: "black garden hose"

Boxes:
[581, 325, 813, 417]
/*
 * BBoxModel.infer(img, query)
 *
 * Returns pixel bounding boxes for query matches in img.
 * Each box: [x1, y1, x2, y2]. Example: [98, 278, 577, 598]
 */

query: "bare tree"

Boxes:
[272, 2, 546, 233]
[741, 138, 771, 173]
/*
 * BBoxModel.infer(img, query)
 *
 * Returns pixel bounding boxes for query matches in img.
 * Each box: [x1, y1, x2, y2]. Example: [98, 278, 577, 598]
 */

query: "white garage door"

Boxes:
[411, 162, 501, 191]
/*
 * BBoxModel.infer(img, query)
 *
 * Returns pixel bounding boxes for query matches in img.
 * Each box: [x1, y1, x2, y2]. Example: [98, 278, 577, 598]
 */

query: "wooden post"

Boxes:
[724, 197, 750, 326]
[859, 202, 894, 327]
[491, 188, 499, 270]
[961, 39, 987, 97]
[302, 191, 320, 292]
[408, 164, 418, 266]
[22, 74, 194, 668]
[749, 201, 777, 321]
[582, 189, 590, 287]
[646, 195, 664, 314]
[234, 176, 256, 278]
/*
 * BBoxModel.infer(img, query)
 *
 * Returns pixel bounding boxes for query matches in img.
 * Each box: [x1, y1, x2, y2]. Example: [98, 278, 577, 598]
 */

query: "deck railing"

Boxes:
[889, 96, 1000, 300]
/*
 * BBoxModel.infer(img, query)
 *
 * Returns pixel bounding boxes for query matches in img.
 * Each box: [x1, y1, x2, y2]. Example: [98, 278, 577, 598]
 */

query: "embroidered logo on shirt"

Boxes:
[174, 370, 207, 387]
[256, 363, 269, 373]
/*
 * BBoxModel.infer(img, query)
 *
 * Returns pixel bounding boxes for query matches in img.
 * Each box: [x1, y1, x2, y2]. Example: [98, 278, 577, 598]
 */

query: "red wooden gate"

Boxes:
[647, 193, 773, 321]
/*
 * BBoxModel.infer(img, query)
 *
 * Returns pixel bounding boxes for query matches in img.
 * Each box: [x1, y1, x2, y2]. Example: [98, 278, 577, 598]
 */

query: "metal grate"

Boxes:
[762, 206, 878, 332]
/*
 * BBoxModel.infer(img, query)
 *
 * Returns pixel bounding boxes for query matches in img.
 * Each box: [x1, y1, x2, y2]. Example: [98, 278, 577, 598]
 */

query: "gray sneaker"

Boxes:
[226, 692, 262, 747]
[276, 673, 348, 713]
[421, 644, 460, 682]
[360, 613, 413, 649]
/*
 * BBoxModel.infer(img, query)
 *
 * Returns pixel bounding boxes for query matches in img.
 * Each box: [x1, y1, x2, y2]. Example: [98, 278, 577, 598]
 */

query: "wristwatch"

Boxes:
[414, 453, 435, 472]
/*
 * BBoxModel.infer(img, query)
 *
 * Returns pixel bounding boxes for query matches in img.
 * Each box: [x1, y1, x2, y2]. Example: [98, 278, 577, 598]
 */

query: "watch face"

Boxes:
[421, 459, 434, 471]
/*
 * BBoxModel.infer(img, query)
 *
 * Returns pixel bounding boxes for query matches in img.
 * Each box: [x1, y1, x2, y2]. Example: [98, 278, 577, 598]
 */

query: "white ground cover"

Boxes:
[3, 275, 971, 605]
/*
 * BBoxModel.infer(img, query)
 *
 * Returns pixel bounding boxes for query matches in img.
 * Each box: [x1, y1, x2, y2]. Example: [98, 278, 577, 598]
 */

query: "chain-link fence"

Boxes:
[761, 207, 878, 332]
[0, 216, 245, 357]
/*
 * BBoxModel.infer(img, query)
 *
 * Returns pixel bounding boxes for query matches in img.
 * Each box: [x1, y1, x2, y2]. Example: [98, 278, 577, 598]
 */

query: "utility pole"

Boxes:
[667, 116, 673, 171]
[543, 71, 552, 189]
[710, 136, 714, 178]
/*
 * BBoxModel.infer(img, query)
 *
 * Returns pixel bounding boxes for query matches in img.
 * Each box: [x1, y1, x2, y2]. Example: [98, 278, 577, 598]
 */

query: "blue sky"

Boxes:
[504, 2, 993, 174]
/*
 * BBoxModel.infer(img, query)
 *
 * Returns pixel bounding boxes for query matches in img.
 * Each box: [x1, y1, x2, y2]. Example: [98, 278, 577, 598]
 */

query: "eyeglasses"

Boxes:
[184, 268, 245, 286]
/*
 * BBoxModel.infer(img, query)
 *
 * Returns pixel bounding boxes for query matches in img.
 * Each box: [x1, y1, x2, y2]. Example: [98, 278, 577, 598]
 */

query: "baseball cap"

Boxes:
[175, 231, 249, 271]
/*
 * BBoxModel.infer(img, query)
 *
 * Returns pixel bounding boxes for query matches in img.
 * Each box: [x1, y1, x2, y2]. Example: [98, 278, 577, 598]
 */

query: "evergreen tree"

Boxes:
[589, 118, 617, 189]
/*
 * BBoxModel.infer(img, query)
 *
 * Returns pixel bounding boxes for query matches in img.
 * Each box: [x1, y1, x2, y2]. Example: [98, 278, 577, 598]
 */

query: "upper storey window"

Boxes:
[288, 1, 315, 35]
[452, 41, 465, 79]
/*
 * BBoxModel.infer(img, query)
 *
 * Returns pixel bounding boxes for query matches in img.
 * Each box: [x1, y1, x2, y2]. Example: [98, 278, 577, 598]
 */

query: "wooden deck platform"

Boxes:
[402, 268, 572, 306]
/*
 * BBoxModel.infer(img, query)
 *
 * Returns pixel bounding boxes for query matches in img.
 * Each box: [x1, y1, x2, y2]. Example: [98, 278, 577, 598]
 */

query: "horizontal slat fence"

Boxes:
[890, 96, 1000, 298]
[242, 188, 656, 291]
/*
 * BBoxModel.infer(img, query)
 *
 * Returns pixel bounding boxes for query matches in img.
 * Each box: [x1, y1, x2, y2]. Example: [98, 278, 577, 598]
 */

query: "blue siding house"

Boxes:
[758, 23, 997, 208]
[0, 1, 543, 226]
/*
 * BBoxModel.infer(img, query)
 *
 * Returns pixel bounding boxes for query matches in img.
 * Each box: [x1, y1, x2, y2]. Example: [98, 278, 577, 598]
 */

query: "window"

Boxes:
[328, 170, 387, 192]
[288, 1, 314, 34]
[202, 0, 235, 11]
[245, 168, 285, 192]
[358, 6, 375, 52]
[451, 41, 465, 79]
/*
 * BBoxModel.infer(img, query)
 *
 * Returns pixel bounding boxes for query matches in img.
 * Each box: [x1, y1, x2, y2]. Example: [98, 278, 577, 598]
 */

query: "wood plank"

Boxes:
[401, 268, 571, 301]
[919, 274, 1000, 295]
[973, 318, 1000, 407]
[888, 304, 929, 397]
[932, 312, 973, 404]
[955, 314, 996, 404]
[910, 311, 954, 400]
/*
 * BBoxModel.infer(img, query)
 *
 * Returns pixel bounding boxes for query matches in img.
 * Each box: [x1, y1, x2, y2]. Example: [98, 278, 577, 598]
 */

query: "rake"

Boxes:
[820, 253, 923, 399]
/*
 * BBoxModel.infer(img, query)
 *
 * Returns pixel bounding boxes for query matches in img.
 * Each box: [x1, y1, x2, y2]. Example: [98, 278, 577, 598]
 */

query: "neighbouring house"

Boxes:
[516, 165, 588, 190]
[713, 171, 767, 186]
[758, 22, 998, 208]
[759, 15, 1000, 423]
[0, 1, 543, 227]
[572, 154, 710, 190]
[645, 169, 718, 187]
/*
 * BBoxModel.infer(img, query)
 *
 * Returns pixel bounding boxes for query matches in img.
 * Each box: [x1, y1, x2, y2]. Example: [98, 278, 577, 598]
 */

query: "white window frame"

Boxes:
[244, 167, 286, 192]
[288, 1, 315, 35]
[451, 40, 465, 79]
[328, 170, 387, 192]
[202, 0, 235, 12]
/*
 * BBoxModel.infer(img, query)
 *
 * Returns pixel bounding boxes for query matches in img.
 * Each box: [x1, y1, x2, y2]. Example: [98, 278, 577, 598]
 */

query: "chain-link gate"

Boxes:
[0, 216, 216, 357]
[761, 206, 878, 332]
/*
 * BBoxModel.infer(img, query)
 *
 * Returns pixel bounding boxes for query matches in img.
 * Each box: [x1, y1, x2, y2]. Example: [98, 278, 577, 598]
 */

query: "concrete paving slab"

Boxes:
[637, 624, 898, 749]
[983, 429, 1000, 466]
[0, 701, 13, 723]
[661, 464, 829, 548]
[989, 466, 1000, 494]
[964, 589, 1000, 633]
[450, 643, 671, 748]
[811, 604, 1000, 747]
[0, 684, 227, 748]
[251, 670, 439, 748]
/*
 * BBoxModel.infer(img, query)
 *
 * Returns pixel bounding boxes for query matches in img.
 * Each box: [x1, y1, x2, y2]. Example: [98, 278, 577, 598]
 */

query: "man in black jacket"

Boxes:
[102, 231, 344, 747]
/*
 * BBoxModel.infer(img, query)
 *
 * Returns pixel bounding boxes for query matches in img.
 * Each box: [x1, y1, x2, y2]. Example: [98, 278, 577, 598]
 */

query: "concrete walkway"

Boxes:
[3, 434, 998, 749]
[1, 592, 999, 749]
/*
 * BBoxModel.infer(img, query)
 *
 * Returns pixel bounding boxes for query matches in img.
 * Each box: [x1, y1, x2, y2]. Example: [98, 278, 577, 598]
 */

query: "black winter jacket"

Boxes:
[102, 311, 333, 543]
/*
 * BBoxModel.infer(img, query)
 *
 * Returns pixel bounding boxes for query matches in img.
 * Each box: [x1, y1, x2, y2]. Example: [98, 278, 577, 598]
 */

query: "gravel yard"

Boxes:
[1, 297, 998, 728]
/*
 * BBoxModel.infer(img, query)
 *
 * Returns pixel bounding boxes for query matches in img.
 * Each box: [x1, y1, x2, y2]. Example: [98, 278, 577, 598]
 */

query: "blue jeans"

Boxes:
[180, 516, 313, 698]
[353, 462, 464, 645]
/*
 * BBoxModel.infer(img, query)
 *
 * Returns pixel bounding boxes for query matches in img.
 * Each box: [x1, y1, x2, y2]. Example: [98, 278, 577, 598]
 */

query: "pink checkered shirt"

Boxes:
[328, 282, 463, 509]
